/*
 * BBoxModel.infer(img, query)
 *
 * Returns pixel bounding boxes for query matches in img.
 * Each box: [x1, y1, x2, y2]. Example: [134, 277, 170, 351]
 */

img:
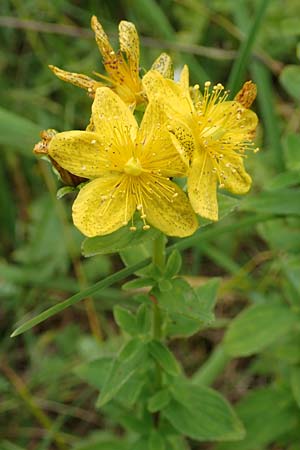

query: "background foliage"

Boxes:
[1, 0, 300, 449]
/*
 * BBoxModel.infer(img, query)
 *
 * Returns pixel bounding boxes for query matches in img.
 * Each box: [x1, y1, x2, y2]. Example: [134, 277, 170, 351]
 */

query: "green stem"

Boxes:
[192, 345, 230, 386]
[152, 301, 162, 341]
[152, 233, 166, 271]
[152, 234, 166, 340]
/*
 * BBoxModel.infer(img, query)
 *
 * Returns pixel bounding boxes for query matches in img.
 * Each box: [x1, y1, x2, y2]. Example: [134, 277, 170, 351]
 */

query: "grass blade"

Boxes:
[11, 213, 272, 337]
[227, 0, 270, 96]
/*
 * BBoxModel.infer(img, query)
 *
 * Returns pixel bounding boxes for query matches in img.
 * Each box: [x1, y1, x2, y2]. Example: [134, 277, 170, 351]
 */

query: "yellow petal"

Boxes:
[179, 65, 190, 91]
[150, 53, 174, 79]
[167, 117, 197, 164]
[188, 154, 218, 221]
[219, 156, 252, 194]
[119, 21, 140, 77]
[143, 71, 193, 117]
[138, 100, 188, 176]
[48, 130, 109, 178]
[49, 65, 100, 95]
[144, 179, 198, 237]
[92, 87, 138, 143]
[91, 16, 115, 60]
[73, 174, 135, 237]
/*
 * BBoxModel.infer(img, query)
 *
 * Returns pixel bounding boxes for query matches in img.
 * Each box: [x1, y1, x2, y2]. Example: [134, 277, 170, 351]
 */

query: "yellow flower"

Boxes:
[143, 67, 258, 221]
[48, 87, 198, 238]
[49, 16, 173, 109]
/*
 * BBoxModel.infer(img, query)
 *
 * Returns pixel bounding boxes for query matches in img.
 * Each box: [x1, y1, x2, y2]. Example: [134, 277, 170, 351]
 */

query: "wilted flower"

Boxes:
[49, 16, 173, 109]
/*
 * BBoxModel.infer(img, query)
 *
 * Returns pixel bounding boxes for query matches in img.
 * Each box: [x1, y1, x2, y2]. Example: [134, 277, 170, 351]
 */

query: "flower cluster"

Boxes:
[35, 17, 258, 239]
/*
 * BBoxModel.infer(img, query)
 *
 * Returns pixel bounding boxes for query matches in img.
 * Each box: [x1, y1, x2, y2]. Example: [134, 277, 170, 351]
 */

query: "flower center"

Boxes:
[124, 157, 143, 176]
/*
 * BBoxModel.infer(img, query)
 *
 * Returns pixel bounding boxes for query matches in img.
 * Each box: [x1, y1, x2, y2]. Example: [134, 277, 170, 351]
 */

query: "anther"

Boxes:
[130, 226, 137, 231]
[143, 225, 150, 230]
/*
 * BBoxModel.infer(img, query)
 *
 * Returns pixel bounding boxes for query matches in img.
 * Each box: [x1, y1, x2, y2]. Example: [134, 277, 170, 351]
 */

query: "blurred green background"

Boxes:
[1, 0, 300, 449]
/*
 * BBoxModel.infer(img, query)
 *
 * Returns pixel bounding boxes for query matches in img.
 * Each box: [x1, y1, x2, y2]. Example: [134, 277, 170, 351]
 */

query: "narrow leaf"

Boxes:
[148, 341, 180, 376]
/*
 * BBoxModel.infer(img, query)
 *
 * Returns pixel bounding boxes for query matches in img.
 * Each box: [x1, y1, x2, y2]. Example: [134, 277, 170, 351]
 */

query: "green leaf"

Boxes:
[283, 133, 300, 171]
[136, 303, 152, 336]
[148, 341, 180, 376]
[148, 389, 171, 413]
[114, 306, 138, 336]
[194, 278, 220, 324]
[217, 387, 297, 450]
[75, 357, 113, 389]
[148, 431, 165, 450]
[73, 432, 130, 450]
[224, 303, 297, 357]
[265, 171, 300, 191]
[280, 65, 300, 100]
[164, 250, 182, 279]
[290, 367, 300, 408]
[56, 185, 76, 199]
[82, 223, 160, 256]
[122, 277, 154, 290]
[240, 189, 300, 216]
[0, 107, 40, 156]
[156, 277, 219, 323]
[98, 339, 148, 407]
[163, 382, 245, 441]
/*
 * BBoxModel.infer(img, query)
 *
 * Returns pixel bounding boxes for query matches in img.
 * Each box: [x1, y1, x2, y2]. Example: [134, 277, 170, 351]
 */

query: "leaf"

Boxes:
[224, 303, 297, 357]
[193, 278, 220, 323]
[156, 277, 219, 323]
[148, 389, 171, 413]
[164, 250, 182, 279]
[98, 339, 148, 407]
[11, 258, 151, 337]
[280, 65, 300, 100]
[265, 171, 300, 191]
[283, 133, 300, 172]
[114, 306, 138, 336]
[216, 387, 297, 450]
[148, 340, 180, 376]
[148, 431, 166, 450]
[163, 382, 245, 441]
[290, 367, 300, 408]
[56, 185, 76, 199]
[82, 223, 160, 256]
[73, 431, 130, 450]
[240, 189, 300, 216]
[75, 357, 113, 389]
[0, 107, 40, 156]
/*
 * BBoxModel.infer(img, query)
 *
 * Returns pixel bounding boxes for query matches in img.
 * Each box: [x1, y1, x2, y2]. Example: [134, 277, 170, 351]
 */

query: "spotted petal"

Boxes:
[144, 179, 198, 237]
[92, 87, 138, 143]
[138, 100, 188, 177]
[91, 16, 115, 61]
[48, 131, 109, 178]
[143, 70, 193, 117]
[188, 153, 218, 221]
[49, 65, 101, 95]
[150, 53, 174, 79]
[73, 174, 135, 237]
[219, 156, 252, 194]
[119, 21, 140, 77]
